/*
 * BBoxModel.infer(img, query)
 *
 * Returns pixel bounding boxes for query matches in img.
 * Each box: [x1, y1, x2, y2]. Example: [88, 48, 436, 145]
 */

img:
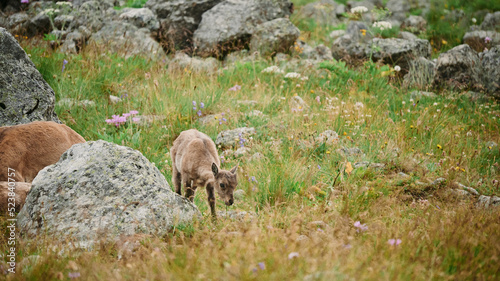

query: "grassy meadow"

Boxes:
[1, 0, 500, 280]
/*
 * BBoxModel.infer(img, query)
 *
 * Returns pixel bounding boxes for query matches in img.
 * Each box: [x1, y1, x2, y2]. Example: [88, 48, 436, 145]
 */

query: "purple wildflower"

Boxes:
[220, 155, 225, 163]
[258, 262, 265, 270]
[21, 0, 29, 3]
[62, 59, 68, 72]
[197, 110, 202, 117]
[68, 272, 81, 279]
[485, 36, 492, 43]
[228, 85, 241, 91]
[250, 176, 256, 182]
[200, 102, 205, 109]
[353, 221, 368, 232]
[388, 239, 402, 246]
[192, 101, 196, 106]
[132, 117, 140, 123]
[343, 244, 352, 249]
[122, 113, 131, 118]
[129, 110, 139, 115]
[317, 165, 321, 169]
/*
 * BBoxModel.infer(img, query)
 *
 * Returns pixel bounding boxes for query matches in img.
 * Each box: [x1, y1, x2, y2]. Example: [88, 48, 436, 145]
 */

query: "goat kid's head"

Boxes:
[211, 163, 238, 206]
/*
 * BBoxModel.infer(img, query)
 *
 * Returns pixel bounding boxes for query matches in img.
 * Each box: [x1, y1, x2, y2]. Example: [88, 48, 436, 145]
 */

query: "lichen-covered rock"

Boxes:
[119, 8, 159, 32]
[295, 40, 333, 61]
[480, 11, 500, 31]
[249, 18, 300, 57]
[216, 127, 256, 147]
[17, 140, 199, 249]
[463, 30, 500, 52]
[0, 28, 60, 126]
[167, 52, 219, 73]
[89, 21, 165, 60]
[433, 44, 481, 91]
[68, 0, 115, 33]
[402, 15, 427, 33]
[477, 195, 500, 208]
[299, 0, 340, 26]
[193, 0, 293, 57]
[403, 56, 435, 89]
[386, 0, 410, 22]
[331, 21, 371, 60]
[479, 46, 500, 98]
[366, 38, 431, 71]
[145, 0, 223, 52]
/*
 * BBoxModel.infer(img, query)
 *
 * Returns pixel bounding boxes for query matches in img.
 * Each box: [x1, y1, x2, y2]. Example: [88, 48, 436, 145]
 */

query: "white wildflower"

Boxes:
[354, 102, 364, 110]
[284, 72, 302, 79]
[394, 65, 401, 72]
[472, 18, 477, 23]
[372, 21, 392, 31]
[351, 6, 368, 14]
[56, 1, 72, 6]
[261, 66, 284, 74]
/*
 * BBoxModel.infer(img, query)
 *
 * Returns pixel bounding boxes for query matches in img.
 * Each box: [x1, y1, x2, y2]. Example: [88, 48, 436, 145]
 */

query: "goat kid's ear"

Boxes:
[212, 163, 219, 177]
[230, 163, 238, 174]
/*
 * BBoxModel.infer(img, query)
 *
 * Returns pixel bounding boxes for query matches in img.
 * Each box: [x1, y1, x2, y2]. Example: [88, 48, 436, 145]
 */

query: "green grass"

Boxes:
[1, 1, 499, 280]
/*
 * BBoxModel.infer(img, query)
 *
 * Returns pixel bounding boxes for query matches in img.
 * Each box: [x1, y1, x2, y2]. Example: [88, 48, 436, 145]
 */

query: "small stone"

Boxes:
[233, 189, 246, 200]
[456, 183, 479, 196]
[431, 178, 446, 186]
[398, 172, 410, 178]
[337, 147, 363, 156]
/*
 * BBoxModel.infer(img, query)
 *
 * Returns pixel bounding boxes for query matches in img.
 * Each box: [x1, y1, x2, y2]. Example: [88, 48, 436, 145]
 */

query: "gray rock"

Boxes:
[250, 18, 300, 57]
[329, 29, 345, 41]
[7, 12, 29, 29]
[193, 0, 293, 57]
[90, 21, 166, 60]
[463, 30, 500, 52]
[331, 21, 371, 59]
[119, 8, 159, 32]
[402, 15, 426, 34]
[233, 189, 246, 200]
[168, 52, 219, 73]
[386, 0, 410, 22]
[296, 40, 333, 61]
[60, 31, 85, 54]
[431, 177, 446, 186]
[477, 195, 500, 208]
[234, 147, 251, 157]
[145, 0, 223, 52]
[299, 0, 340, 26]
[316, 130, 339, 145]
[68, 1, 115, 33]
[216, 127, 256, 147]
[17, 140, 199, 249]
[353, 161, 385, 170]
[449, 189, 471, 198]
[54, 14, 74, 30]
[337, 147, 363, 156]
[216, 210, 256, 221]
[367, 38, 431, 71]
[403, 56, 435, 89]
[480, 11, 500, 31]
[410, 91, 437, 99]
[398, 31, 418, 40]
[398, 172, 409, 178]
[455, 183, 479, 196]
[479, 45, 500, 97]
[433, 44, 481, 91]
[25, 12, 51, 37]
[109, 95, 122, 104]
[0, 28, 60, 126]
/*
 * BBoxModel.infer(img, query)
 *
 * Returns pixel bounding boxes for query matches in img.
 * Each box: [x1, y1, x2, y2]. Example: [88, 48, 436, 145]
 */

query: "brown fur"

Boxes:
[0, 182, 31, 212]
[0, 121, 85, 182]
[171, 129, 238, 217]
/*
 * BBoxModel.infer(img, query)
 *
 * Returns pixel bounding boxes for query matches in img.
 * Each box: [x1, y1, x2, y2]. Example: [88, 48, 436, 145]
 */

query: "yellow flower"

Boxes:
[343, 132, 347, 136]
[437, 144, 442, 149]
[326, 151, 331, 154]
[360, 29, 367, 36]
[442, 39, 447, 45]
[455, 166, 460, 171]
[310, 90, 315, 94]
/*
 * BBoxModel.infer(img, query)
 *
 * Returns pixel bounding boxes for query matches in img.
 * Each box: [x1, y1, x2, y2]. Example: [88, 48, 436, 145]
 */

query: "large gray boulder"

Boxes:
[463, 30, 500, 52]
[403, 56, 435, 89]
[479, 46, 500, 98]
[119, 8, 159, 32]
[68, 0, 116, 33]
[249, 18, 300, 57]
[145, 0, 223, 52]
[366, 38, 431, 71]
[89, 21, 166, 60]
[17, 140, 199, 249]
[480, 12, 500, 31]
[402, 15, 427, 34]
[299, 0, 341, 26]
[193, 0, 294, 57]
[331, 21, 371, 60]
[433, 44, 481, 91]
[0, 28, 59, 126]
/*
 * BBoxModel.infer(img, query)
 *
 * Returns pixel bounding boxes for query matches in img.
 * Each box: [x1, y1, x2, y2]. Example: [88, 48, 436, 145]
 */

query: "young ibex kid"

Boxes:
[170, 129, 238, 217]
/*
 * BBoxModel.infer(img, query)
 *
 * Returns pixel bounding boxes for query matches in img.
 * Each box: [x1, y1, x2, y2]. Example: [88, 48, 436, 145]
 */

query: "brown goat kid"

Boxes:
[171, 129, 238, 217]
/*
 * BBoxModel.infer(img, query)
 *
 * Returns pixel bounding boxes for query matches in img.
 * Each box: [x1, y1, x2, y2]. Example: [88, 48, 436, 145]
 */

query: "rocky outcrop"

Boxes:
[89, 21, 166, 60]
[298, 0, 343, 26]
[119, 8, 159, 32]
[193, 0, 294, 57]
[249, 18, 300, 57]
[433, 44, 481, 91]
[17, 140, 199, 249]
[480, 11, 500, 31]
[331, 21, 371, 59]
[479, 46, 500, 98]
[145, 0, 223, 52]
[0, 27, 60, 126]
[367, 38, 431, 71]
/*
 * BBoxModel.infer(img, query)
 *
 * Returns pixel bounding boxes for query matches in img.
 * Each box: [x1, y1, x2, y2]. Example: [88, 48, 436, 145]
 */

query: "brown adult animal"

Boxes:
[0, 121, 86, 182]
[171, 129, 238, 217]
[0, 182, 31, 212]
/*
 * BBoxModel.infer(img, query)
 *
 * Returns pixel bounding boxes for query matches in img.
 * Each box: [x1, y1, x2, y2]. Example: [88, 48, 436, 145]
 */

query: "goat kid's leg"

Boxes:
[206, 183, 216, 218]
[172, 167, 182, 196]
[184, 180, 197, 202]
